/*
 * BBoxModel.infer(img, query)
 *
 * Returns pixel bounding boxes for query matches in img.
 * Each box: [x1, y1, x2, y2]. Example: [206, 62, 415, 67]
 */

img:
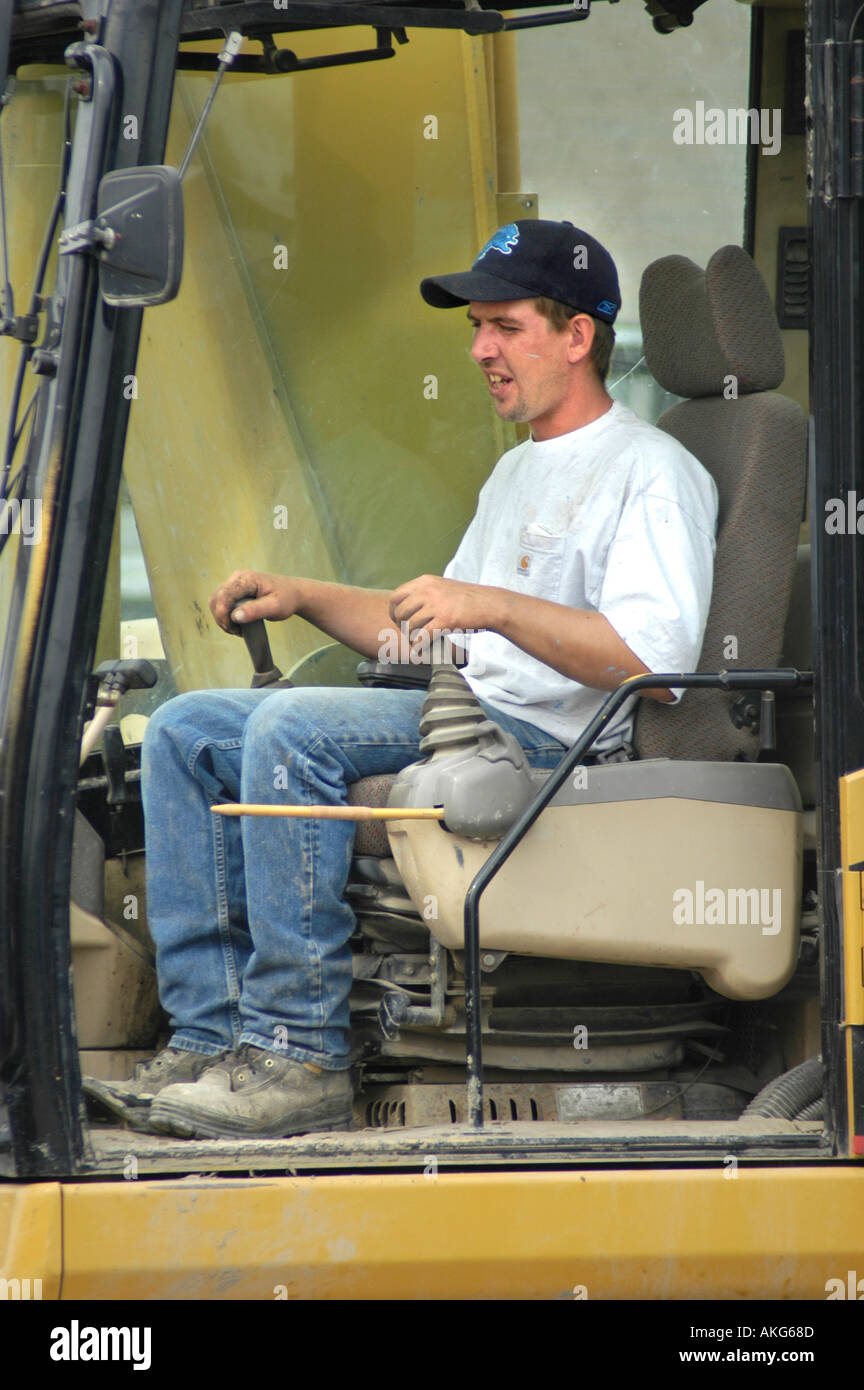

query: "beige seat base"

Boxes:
[386, 761, 802, 1002]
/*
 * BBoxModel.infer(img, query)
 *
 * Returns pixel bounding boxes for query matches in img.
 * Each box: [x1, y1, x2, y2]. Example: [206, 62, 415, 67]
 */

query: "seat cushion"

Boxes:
[640, 245, 785, 399]
[634, 392, 806, 761]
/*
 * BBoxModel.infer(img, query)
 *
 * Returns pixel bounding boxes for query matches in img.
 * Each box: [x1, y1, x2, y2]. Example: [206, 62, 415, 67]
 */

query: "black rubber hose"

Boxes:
[742, 1056, 823, 1119]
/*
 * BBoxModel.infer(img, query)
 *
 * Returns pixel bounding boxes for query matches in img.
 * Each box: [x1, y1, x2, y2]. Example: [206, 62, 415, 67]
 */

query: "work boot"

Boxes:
[82, 1046, 229, 1124]
[150, 1043, 354, 1140]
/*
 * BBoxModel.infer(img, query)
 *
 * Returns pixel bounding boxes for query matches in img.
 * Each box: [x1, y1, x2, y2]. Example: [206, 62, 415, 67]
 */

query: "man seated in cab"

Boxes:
[101, 220, 718, 1139]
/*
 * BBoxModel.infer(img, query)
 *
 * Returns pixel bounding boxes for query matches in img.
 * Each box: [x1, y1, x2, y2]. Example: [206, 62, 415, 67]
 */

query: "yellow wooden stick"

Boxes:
[211, 802, 444, 821]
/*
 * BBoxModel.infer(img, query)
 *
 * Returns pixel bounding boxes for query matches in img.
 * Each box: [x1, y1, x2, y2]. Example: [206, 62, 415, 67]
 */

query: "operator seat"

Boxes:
[634, 244, 806, 760]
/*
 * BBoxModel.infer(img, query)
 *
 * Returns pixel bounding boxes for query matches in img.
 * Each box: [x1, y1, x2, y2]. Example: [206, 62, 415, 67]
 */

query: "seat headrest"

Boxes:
[639, 244, 784, 399]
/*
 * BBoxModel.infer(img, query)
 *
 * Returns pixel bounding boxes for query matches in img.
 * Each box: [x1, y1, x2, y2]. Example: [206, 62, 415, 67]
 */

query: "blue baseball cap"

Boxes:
[420, 219, 621, 324]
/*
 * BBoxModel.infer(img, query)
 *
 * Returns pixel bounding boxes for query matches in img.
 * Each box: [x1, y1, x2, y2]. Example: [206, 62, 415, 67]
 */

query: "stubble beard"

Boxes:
[493, 387, 532, 423]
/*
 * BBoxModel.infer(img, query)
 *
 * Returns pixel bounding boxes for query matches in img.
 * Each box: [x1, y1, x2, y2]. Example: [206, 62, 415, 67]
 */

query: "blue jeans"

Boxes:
[140, 685, 566, 1070]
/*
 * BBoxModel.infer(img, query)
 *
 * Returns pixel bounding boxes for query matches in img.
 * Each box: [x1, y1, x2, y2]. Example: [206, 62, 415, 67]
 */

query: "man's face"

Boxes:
[467, 298, 582, 439]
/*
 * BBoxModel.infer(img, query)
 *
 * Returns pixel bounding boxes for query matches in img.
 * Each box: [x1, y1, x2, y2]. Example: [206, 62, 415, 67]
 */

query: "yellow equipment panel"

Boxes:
[50, 1168, 864, 1300]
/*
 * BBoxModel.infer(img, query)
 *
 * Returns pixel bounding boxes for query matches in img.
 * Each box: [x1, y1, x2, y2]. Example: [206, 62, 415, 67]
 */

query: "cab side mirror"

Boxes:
[95, 165, 184, 307]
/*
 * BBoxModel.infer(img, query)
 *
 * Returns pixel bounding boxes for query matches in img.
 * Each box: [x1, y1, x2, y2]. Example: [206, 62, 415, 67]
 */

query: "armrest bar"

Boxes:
[460, 668, 814, 1127]
[356, 652, 467, 689]
[355, 661, 434, 690]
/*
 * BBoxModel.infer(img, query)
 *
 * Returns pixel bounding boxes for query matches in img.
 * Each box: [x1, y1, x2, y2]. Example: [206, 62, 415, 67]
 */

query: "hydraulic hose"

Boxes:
[742, 1055, 823, 1119]
[796, 1096, 825, 1121]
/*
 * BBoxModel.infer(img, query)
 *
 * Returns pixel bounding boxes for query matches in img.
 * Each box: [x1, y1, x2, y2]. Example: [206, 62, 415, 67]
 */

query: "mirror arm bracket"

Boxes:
[58, 217, 118, 257]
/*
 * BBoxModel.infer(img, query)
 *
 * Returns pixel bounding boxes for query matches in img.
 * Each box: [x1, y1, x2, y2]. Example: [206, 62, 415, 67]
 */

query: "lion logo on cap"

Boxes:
[477, 223, 520, 260]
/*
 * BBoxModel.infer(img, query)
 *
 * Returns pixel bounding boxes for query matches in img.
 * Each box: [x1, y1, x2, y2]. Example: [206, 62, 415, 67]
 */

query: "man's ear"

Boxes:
[565, 312, 595, 366]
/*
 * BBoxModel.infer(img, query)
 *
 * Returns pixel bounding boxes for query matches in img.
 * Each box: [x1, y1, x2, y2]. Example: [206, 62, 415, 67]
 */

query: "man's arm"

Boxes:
[210, 569, 674, 700]
[209, 570, 402, 660]
[388, 574, 676, 703]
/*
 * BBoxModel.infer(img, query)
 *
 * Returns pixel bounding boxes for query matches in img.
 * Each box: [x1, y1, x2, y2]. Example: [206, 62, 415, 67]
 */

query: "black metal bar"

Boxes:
[176, 43, 395, 73]
[503, 6, 589, 29]
[461, 668, 814, 1128]
[9, 2, 96, 70]
[180, 1, 505, 37]
[0, 0, 186, 1177]
[808, 0, 864, 1157]
[743, 3, 763, 258]
[261, 43, 397, 69]
[180, 0, 582, 18]
[0, 0, 13, 101]
[0, 37, 119, 1177]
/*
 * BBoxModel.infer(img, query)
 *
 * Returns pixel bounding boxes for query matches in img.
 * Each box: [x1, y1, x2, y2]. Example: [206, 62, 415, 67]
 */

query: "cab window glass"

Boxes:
[516, 1, 751, 419]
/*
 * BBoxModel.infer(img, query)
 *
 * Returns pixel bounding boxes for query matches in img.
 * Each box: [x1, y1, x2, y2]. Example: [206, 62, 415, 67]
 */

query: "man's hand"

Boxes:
[390, 575, 675, 702]
[388, 574, 499, 646]
[209, 570, 301, 635]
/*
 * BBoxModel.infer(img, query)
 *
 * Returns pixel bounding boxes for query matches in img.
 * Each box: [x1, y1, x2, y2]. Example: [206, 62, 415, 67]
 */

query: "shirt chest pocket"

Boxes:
[514, 524, 566, 600]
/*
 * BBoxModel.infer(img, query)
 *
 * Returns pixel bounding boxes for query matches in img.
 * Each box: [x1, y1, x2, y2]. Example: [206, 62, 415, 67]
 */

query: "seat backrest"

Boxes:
[634, 246, 807, 761]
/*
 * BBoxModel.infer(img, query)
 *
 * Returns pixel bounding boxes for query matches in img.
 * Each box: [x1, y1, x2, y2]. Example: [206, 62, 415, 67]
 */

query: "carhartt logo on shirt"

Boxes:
[518, 553, 532, 574]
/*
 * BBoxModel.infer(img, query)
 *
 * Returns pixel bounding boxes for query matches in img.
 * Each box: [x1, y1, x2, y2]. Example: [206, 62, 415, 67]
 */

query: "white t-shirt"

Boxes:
[443, 399, 718, 750]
